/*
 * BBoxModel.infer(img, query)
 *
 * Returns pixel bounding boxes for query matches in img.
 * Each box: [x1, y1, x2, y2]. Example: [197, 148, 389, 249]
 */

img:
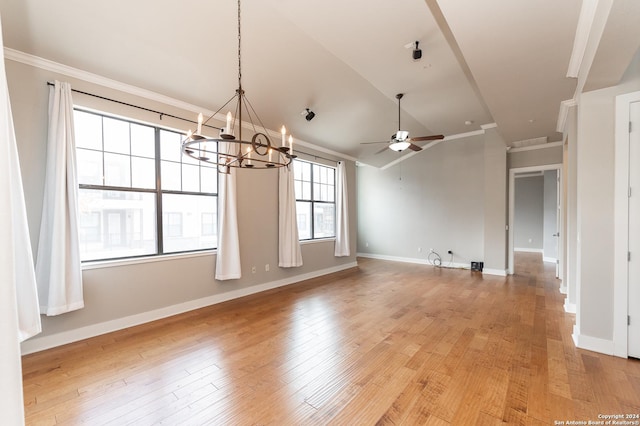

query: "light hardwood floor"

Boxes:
[22, 254, 640, 425]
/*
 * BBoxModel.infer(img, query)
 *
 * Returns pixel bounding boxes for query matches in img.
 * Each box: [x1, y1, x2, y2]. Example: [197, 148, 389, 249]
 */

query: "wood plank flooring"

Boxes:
[22, 253, 640, 425]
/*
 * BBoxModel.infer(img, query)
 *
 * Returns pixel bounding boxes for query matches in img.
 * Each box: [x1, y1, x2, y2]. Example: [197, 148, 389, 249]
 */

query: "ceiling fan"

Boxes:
[362, 93, 444, 153]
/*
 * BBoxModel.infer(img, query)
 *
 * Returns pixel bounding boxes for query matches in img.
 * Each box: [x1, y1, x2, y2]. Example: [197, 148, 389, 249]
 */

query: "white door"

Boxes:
[555, 170, 561, 278]
[629, 101, 640, 358]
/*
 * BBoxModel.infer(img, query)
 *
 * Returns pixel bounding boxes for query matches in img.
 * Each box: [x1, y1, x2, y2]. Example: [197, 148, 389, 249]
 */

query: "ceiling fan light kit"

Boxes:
[389, 141, 411, 152]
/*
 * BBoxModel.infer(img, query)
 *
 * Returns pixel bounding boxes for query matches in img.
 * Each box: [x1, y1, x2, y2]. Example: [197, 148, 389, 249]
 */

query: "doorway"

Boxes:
[508, 164, 563, 277]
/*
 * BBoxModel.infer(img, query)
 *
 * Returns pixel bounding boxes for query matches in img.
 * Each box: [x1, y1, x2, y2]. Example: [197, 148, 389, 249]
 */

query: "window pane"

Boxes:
[162, 193, 216, 253]
[130, 123, 155, 158]
[296, 201, 312, 240]
[104, 153, 131, 187]
[160, 130, 182, 162]
[313, 164, 322, 184]
[314, 203, 335, 239]
[302, 181, 311, 200]
[327, 168, 335, 186]
[103, 117, 130, 155]
[77, 148, 103, 185]
[74, 111, 102, 150]
[182, 164, 200, 192]
[201, 166, 217, 194]
[131, 157, 156, 189]
[161, 161, 181, 191]
[77, 189, 156, 261]
[201, 212, 216, 236]
[302, 162, 311, 181]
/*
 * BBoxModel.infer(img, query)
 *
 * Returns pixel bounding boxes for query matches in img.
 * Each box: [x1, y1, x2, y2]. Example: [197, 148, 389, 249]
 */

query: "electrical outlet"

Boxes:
[251, 266, 256, 274]
[265, 264, 270, 272]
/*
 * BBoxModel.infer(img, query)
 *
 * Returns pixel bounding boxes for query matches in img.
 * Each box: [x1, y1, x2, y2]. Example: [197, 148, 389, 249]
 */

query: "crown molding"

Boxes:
[481, 122, 498, 130]
[557, 98, 578, 133]
[4, 47, 358, 163]
[508, 141, 563, 154]
[4, 48, 209, 116]
[567, 0, 599, 78]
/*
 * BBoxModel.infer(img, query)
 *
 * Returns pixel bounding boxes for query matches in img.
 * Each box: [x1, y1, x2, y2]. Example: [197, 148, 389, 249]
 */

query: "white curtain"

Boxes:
[35, 81, 84, 315]
[215, 142, 242, 280]
[334, 161, 350, 257]
[278, 164, 303, 267]
[0, 15, 40, 425]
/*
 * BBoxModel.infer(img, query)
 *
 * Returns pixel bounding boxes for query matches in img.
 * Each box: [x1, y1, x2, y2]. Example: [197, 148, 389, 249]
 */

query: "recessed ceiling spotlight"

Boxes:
[465, 120, 474, 125]
[528, 119, 535, 123]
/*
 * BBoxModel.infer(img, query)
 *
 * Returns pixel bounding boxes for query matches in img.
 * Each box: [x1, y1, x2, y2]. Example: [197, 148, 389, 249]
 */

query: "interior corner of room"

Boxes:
[1, 3, 640, 421]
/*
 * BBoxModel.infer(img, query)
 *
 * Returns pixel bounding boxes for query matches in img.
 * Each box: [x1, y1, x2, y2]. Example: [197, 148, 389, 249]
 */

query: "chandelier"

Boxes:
[182, 0, 295, 173]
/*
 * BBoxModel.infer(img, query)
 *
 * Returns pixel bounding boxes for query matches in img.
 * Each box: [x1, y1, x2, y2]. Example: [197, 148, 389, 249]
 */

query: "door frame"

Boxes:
[508, 163, 563, 275]
[613, 90, 640, 358]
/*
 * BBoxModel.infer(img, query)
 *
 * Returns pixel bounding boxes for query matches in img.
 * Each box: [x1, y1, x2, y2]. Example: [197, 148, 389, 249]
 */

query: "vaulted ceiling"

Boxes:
[1, 0, 639, 167]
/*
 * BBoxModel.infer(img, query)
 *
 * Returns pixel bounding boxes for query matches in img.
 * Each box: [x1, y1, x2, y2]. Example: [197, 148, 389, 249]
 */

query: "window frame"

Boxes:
[74, 108, 218, 263]
[293, 159, 337, 241]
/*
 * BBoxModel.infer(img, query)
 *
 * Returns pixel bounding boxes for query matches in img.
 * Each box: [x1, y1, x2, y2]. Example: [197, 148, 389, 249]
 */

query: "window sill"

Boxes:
[81, 249, 216, 270]
[300, 237, 335, 246]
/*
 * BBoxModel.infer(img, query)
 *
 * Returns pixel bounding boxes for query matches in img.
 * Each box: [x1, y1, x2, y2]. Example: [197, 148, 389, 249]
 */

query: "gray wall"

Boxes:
[357, 131, 507, 273]
[508, 145, 563, 169]
[483, 127, 508, 271]
[565, 107, 578, 309]
[543, 170, 558, 261]
[514, 176, 544, 251]
[7, 58, 358, 351]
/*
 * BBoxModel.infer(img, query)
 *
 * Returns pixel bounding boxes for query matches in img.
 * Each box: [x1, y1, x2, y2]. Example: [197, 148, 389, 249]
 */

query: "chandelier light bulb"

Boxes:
[197, 113, 203, 134]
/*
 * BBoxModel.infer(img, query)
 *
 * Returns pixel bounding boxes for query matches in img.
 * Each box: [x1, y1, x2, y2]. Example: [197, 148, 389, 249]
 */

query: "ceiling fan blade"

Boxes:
[408, 143, 422, 152]
[408, 134, 445, 142]
[375, 145, 390, 154]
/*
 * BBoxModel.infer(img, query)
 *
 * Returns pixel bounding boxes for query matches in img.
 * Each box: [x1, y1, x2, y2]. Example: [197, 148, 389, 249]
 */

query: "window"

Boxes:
[293, 159, 336, 240]
[75, 109, 217, 261]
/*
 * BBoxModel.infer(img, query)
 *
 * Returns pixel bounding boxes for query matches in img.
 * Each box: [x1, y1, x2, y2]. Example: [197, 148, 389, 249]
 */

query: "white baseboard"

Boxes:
[559, 284, 568, 294]
[543, 256, 557, 263]
[483, 268, 507, 277]
[514, 248, 544, 253]
[356, 253, 507, 276]
[357, 252, 429, 265]
[572, 325, 614, 355]
[21, 262, 358, 355]
[564, 301, 576, 314]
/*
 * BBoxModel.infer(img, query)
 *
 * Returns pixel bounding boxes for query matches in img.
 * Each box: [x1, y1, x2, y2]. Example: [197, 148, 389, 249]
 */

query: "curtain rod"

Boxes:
[46, 82, 221, 130]
[293, 150, 339, 165]
[46, 82, 340, 165]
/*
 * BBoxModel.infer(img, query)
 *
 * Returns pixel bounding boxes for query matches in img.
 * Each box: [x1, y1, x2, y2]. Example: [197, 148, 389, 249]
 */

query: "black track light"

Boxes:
[302, 108, 315, 121]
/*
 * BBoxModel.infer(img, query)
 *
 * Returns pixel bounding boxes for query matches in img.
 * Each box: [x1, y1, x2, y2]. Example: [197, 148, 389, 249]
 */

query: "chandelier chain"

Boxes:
[237, 0, 242, 88]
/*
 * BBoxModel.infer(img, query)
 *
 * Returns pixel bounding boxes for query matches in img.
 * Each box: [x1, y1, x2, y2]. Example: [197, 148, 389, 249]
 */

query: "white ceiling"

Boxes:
[1, 0, 639, 167]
